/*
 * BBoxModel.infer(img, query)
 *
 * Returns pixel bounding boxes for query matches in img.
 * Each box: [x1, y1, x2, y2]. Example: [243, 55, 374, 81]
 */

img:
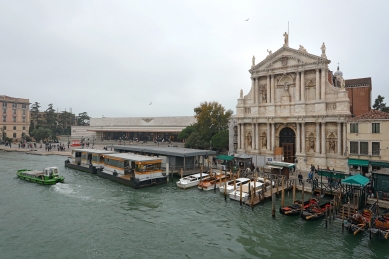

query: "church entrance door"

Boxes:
[279, 127, 295, 163]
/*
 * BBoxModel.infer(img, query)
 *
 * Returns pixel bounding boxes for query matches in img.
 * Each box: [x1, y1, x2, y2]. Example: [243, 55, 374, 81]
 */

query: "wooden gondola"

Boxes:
[300, 200, 332, 221]
[345, 202, 376, 235]
[279, 199, 318, 216]
[369, 207, 389, 239]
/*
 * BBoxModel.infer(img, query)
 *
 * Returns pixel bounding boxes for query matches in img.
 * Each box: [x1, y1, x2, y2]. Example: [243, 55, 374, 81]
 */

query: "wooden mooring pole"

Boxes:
[293, 181, 296, 202]
[240, 181, 243, 206]
[272, 192, 276, 218]
[281, 176, 285, 208]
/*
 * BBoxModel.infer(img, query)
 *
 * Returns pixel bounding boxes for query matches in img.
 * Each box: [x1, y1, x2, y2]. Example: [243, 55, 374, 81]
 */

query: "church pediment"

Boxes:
[250, 46, 329, 74]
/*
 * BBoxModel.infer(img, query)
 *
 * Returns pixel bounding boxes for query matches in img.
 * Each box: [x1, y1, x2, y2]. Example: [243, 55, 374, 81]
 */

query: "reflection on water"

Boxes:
[0, 151, 388, 259]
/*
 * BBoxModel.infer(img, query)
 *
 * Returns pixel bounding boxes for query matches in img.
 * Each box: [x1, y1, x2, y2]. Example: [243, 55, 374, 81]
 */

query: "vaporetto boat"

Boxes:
[176, 173, 209, 189]
[98, 153, 167, 189]
[65, 148, 117, 173]
[17, 167, 65, 185]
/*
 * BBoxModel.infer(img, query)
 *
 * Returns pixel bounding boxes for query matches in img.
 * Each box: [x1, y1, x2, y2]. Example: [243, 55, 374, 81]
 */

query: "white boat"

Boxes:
[219, 178, 250, 194]
[197, 173, 230, 191]
[229, 180, 267, 202]
[176, 173, 209, 189]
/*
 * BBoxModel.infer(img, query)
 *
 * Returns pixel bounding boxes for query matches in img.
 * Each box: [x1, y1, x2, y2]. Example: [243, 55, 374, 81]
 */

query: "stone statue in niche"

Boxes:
[262, 88, 267, 101]
[308, 138, 315, 152]
[329, 139, 336, 152]
[262, 134, 267, 148]
[283, 32, 289, 46]
[240, 89, 243, 98]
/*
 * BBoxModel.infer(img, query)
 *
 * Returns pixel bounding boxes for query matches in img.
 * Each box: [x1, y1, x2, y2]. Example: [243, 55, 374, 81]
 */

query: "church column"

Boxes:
[337, 122, 342, 155]
[267, 75, 271, 104]
[252, 78, 256, 104]
[321, 68, 326, 100]
[343, 122, 347, 155]
[300, 71, 305, 101]
[267, 123, 270, 150]
[237, 123, 241, 150]
[315, 122, 320, 153]
[296, 123, 300, 154]
[271, 74, 275, 104]
[321, 122, 326, 154]
[240, 123, 245, 150]
[295, 72, 300, 101]
[301, 122, 306, 155]
[252, 123, 255, 150]
[316, 68, 320, 99]
[256, 123, 259, 151]
[271, 123, 275, 151]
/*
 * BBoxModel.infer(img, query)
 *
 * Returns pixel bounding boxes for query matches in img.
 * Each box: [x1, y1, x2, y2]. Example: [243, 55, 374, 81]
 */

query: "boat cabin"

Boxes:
[71, 149, 116, 167]
[43, 167, 59, 177]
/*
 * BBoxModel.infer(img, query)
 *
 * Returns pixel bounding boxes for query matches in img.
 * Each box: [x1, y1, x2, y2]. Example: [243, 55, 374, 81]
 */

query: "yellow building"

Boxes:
[347, 109, 389, 174]
[0, 95, 30, 141]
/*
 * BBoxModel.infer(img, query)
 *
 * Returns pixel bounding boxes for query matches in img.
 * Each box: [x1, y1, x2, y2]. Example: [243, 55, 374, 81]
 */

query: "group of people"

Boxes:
[298, 164, 318, 185]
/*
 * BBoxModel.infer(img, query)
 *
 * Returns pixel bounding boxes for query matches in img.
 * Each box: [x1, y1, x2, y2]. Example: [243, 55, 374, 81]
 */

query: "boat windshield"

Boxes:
[51, 168, 58, 175]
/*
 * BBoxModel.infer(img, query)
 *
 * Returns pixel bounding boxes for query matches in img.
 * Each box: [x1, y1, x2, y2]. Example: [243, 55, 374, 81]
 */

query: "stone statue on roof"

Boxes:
[321, 42, 326, 54]
[240, 89, 243, 98]
[283, 32, 289, 46]
[252, 56, 255, 67]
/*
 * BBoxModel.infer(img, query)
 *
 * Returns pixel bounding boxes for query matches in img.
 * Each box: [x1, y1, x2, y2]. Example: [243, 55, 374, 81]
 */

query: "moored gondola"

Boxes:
[345, 202, 376, 235]
[369, 207, 389, 239]
[279, 199, 317, 216]
[301, 200, 332, 221]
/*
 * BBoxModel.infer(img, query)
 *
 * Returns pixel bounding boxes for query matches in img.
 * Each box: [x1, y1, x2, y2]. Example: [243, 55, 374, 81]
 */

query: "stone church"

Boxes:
[230, 33, 352, 172]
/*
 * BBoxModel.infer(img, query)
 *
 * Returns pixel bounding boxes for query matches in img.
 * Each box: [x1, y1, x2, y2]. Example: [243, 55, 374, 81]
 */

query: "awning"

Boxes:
[216, 155, 234, 161]
[341, 174, 369, 187]
[371, 161, 389, 168]
[265, 165, 283, 170]
[348, 159, 369, 167]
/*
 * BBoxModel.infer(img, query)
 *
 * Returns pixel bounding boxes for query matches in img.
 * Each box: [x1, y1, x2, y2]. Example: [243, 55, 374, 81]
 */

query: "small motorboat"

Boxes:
[176, 173, 209, 189]
[219, 178, 250, 194]
[229, 180, 266, 202]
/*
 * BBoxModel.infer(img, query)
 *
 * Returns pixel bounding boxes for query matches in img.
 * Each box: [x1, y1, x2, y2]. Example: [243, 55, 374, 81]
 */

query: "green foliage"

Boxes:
[31, 127, 52, 142]
[30, 102, 40, 119]
[60, 111, 73, 134]
[211, 130, 229, 151]
[372, 95, 389, 112]
[77, 112, 90, 126]
[178, 125, 196, 141]
[45, 104, 57, 130]
[180, 101, 233, 150]
[185, 132, 208, 149]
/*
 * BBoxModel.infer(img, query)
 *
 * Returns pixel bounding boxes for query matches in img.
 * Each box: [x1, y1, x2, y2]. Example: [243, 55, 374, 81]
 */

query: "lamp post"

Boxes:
[92, 134, 95, 148]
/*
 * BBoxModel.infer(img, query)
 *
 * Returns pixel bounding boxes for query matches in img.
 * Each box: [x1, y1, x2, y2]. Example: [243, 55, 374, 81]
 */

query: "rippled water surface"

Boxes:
[1, 151, 388, 258]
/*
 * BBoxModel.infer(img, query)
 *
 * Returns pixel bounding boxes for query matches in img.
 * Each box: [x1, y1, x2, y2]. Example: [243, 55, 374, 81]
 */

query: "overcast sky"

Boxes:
[1, 1, 388, 118]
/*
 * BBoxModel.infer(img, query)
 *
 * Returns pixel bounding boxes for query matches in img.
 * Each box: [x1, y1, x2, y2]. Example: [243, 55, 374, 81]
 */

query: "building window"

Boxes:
[2, 108, 5, 113]
[350, 123, 358, 133]
[12, 103, 17, 108]
[360, 142, 368, 155]
[3, 126, 6, 130]
[372, 123, 380, 133]
[13, 117, 16, 122]
[350, 141, 358, 155]
[13, 109, 16, 114]
[22, 104, 26, 108]
[372, 142, 380, 156]
[22, 110, 26, 115]
[2, 102, 6, 107]
[23, 126, 26, 130]
[22, 116, 26, 122]
[13, 126, 16, 130]
[2, 116, 6, 122]
[13, 133, 16, 138]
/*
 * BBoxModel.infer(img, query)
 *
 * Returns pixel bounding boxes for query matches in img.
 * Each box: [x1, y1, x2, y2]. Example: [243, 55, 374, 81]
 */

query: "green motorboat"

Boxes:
[17, 167, 65, 185]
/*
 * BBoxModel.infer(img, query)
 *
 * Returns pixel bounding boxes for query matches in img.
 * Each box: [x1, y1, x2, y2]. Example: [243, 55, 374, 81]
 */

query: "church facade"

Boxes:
[230, 34, 351, 172]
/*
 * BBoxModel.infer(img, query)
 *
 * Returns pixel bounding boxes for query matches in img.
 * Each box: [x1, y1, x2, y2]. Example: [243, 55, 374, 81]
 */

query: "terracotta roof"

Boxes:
[345, 77, 371, 88]
[349, 109, 389, 121]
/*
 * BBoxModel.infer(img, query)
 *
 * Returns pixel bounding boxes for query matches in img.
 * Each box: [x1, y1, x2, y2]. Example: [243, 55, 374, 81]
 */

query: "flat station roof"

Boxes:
[111, 145, 216, 158]
[104, 153, 162, 162]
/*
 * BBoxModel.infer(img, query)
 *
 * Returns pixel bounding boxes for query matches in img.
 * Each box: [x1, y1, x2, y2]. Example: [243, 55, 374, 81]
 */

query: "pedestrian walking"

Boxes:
[298, 172, 303, 185]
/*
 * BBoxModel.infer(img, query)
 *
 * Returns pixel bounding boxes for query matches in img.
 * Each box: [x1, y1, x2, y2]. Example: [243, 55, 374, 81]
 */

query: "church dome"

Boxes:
[334, 66, 343, 78]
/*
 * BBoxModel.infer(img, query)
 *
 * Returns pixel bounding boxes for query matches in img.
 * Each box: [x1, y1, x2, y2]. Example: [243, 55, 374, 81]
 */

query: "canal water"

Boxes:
[1, 151, 388, 259]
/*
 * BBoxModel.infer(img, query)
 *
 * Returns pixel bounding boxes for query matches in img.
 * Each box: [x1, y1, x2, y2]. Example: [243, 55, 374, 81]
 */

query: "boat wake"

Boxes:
[52, 183, 103, 202]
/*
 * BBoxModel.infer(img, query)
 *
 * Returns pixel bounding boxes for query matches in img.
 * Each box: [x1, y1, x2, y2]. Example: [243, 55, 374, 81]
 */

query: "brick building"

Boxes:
[345, 77, 372, 117]
[0, 95, 30, 141]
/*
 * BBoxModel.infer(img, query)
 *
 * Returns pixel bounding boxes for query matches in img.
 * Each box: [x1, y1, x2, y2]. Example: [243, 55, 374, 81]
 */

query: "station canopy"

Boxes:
[341, 174, 369, 187]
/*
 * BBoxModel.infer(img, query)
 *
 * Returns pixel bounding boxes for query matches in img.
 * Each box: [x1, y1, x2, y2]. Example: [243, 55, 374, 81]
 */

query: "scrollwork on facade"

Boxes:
[326, 81, 340, 93]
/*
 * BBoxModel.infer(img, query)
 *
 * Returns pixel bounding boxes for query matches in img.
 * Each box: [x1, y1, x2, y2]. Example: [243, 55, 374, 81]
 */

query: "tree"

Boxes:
[31, 127, 52, 142]
[372, 95, 389, 112]
[193, 101, 233, 143]
[211, 130, 229, 151]
[178, 125, 196, 141]
[185, 132, 208, 149]
[77, 112, 90, 126]
[60, 111, 73, 134]
[30, 102, 41, 135]
[45, 103, 57, 130]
